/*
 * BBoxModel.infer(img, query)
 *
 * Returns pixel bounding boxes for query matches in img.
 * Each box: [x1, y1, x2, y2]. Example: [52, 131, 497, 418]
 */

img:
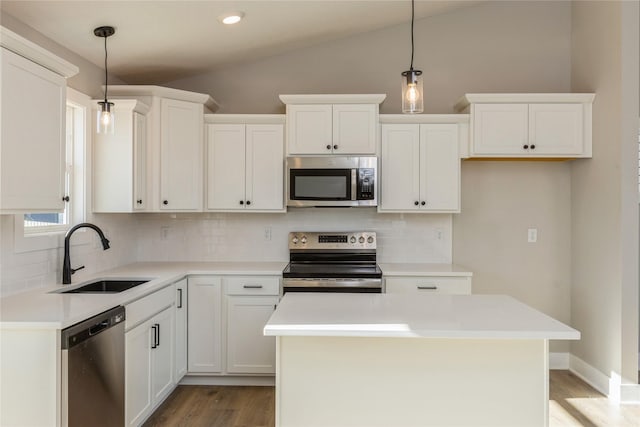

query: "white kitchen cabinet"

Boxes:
[159, 98, 204, 211]
[385, 275, 472, 295]
[107, 85, 218, 212]
[93, 100, 149, 212]
[455, 93, 595, 158]
[125, 285, 176, 427]
[188, 276, 223, 373]
[0, 42, 77, 213]
[205, 115, 285, 212]
[174, 279, 188, 381]
[280, 94, 385, 155]
[224, 276, 279, 375]
[379, 120, 461, 213]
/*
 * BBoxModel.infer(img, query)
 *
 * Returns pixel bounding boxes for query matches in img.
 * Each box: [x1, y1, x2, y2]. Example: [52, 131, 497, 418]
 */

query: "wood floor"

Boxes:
[145, 371, 640, 427]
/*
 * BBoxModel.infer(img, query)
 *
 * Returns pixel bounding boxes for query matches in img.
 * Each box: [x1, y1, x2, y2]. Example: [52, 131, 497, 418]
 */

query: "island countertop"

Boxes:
[264, 293, 580, 340]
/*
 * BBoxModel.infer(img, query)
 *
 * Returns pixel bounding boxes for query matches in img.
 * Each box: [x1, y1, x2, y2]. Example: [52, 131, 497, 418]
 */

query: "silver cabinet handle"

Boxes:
[417, 285, 438, 290]
[243, 284, 263, 289]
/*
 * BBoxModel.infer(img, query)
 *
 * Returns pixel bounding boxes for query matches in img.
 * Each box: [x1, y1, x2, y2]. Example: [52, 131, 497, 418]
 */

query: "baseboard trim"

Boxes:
[180, 374, 275, 386]
[569, 354, 640, 403]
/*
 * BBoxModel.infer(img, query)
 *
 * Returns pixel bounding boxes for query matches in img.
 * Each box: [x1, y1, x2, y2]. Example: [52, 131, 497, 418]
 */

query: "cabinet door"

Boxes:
[206, 124, 246, 210]
[380, 124, 420, 211]
[245, 124, 284, 210]
[472, 103, 528, 155]
[332, 104, 377, 154]
[226, 295, 278, 374]
[385, 276, 471, 295]
[287, 104, 333, 154]
[150, 306, 175, 404]
[133, 112, 147, 211]
[174, 279, 188, 381]
[420, 124, 460, 212]
[529, 103, 583, 155]
[188, 276, 223, 373]
[160, 98, 203, 210]
[125, 319, 153, 427]
[1, 48, 66, 212]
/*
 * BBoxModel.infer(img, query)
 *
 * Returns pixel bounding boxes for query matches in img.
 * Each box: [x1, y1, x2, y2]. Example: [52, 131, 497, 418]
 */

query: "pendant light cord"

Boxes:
[103, 34, 108, 103]
[410, 0, 415, 70]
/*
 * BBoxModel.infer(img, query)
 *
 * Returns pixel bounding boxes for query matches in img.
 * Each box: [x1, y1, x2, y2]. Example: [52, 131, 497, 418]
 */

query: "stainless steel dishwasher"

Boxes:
[61, 305, 125, 427]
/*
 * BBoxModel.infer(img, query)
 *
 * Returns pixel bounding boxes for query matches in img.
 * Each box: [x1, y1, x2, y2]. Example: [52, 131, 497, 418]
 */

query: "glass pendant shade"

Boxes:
[97, 101, 115, 134]
[401, 69, 423, 114]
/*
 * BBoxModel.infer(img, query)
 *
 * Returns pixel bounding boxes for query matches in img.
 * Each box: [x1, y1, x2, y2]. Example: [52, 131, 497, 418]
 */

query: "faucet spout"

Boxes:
[62, 222, 110, 284]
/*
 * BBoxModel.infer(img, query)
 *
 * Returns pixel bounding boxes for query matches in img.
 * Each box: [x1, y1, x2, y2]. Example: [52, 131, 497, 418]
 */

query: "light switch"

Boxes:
[527, 228, 538, 243]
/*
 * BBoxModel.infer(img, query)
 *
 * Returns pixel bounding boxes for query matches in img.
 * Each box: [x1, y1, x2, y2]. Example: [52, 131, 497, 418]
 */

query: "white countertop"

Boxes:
[0, 261, 287, 330]
[264, 293, 579, 340]
[379, 263, 472, 276]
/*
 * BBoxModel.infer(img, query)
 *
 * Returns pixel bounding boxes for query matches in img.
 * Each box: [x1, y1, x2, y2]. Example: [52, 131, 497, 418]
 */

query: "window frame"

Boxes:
[13, 87, 90, 253]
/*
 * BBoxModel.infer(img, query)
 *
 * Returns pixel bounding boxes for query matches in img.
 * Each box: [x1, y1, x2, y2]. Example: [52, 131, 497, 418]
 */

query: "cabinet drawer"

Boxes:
[385, 276, 471, 295]
[125, 285, 175, 330]
[224, 276, 280, 295]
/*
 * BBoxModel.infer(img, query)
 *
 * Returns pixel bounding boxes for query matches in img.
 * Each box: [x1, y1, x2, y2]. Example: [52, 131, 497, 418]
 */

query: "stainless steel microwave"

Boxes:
[286, 156, 377, 207]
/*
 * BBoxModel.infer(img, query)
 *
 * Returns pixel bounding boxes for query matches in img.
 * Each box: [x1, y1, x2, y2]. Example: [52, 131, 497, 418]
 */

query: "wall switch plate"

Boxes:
[527, 228, 538, 243]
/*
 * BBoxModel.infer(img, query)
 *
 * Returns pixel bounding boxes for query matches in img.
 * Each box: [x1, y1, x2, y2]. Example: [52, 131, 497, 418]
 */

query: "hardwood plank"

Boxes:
[144, 372, 639, 427]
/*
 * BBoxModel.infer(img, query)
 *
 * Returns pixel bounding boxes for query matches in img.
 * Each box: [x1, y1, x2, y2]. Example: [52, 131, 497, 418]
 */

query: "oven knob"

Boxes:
[301, 236, 307, 244]
[359, 236, 365, 243]
[367, 236, 374, 244]
[292, 236, 299, 244]
[350, 236, 356, 244]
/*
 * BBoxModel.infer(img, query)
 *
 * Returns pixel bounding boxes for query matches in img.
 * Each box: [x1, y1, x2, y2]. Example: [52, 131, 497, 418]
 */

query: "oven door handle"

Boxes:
[282, 278, 382, 288]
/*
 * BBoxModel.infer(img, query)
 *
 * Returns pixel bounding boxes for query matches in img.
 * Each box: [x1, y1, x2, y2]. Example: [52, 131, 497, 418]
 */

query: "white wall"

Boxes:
[570, 0, 639, 386]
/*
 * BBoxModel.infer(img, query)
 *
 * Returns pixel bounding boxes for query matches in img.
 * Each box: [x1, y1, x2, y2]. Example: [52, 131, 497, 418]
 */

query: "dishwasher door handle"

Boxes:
[89, 320, 110, 336]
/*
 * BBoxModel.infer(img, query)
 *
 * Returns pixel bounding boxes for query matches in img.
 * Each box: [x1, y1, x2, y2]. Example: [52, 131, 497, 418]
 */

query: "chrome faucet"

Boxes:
[62, 222, 110, 284]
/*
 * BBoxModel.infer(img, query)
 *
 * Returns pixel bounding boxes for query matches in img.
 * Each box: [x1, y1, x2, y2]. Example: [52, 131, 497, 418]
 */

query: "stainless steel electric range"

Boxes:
[282, 231, 382, 293]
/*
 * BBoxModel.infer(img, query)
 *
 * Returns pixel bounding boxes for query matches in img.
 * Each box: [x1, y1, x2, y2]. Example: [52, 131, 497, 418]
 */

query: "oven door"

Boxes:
[282, 278, 383, 293]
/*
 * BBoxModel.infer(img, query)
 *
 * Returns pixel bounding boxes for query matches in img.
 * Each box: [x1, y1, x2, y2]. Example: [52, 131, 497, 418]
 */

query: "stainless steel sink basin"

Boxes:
[60, 279, 149, 294]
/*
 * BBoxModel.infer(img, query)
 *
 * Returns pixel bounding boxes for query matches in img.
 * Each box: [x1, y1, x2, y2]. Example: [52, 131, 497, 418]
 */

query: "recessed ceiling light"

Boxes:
[219, 12, 244, 25]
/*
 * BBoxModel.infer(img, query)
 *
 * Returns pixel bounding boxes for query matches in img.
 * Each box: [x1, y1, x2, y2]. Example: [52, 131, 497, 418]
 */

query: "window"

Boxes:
[14, 87, 88, 249]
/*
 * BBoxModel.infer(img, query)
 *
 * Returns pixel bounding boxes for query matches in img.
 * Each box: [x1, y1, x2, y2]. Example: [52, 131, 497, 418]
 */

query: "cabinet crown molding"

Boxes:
[455, 93, 596, 112]
[279, 94, 386, 105]
[0, 26, 79, 78]
[107, 85, 219, 112]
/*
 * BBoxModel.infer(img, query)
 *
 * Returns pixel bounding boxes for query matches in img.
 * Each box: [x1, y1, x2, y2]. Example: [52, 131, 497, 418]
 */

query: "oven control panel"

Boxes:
[289, 231, 376, 250]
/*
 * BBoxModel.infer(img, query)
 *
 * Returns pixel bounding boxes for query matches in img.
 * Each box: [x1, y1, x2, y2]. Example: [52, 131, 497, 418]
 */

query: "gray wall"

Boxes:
[570, 1, 639, 384]
[167, 1, 574, 353]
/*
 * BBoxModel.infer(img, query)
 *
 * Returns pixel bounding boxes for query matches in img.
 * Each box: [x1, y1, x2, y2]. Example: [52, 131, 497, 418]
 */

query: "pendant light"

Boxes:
[401, 0, 423, 114]
[94, 26, 115, 133]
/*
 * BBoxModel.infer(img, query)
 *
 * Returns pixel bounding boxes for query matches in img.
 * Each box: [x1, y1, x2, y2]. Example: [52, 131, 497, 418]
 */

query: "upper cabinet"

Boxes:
[106, 85, 218, 212]
[379, 115, 466, 213]
[205, 115, 285, 212]
[93, 100, 149, 212]
[280, 94, 386, 155]
[455, 93, 595, 159]
[0, 27, 78, 213]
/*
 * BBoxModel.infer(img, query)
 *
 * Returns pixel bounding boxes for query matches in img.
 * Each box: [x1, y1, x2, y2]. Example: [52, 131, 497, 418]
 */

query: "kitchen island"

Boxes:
[264, 292, 580, 427]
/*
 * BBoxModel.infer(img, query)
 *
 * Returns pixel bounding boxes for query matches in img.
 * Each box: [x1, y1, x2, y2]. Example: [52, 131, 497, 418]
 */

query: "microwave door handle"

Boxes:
[351, 169, 357, 201]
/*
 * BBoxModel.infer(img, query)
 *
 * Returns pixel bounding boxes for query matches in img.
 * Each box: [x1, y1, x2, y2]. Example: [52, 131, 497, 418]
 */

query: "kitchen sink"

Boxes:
[59, 279, 150, 294]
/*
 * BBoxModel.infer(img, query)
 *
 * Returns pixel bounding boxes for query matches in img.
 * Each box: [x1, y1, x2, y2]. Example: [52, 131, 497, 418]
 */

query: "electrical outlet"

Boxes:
[264, 226, 272, 241]
[527, 228, 538, 243]
[436, 229, 444, 240]
[161, 226, 170, 241]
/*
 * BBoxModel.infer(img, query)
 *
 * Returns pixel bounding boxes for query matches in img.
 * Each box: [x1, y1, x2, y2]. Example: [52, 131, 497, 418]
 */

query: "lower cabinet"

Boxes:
[385, 275, 472, 295]
[188, 275, 279, 376]
[125, 285, 176, 427]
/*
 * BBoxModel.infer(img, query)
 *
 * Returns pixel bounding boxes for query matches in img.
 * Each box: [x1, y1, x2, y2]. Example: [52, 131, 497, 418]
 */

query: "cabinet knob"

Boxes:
[62, 195, 70, 202]
[246, 200, 251, 205]
[421, 201, 426, 206]
[523, 144, 529, 149]
[136, 199, 143, 205]
[163, 200, 168, 205]
[239, 200, 244, 205]
[414, 201, 419, 206]
[326, 144, 331, 150]
[530, 144, 536, 150]
[333, 145, 338, 150]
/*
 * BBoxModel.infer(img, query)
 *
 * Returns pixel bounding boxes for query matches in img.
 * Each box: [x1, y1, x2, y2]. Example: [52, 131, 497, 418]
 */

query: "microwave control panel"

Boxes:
[357, 168, 375, 200]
